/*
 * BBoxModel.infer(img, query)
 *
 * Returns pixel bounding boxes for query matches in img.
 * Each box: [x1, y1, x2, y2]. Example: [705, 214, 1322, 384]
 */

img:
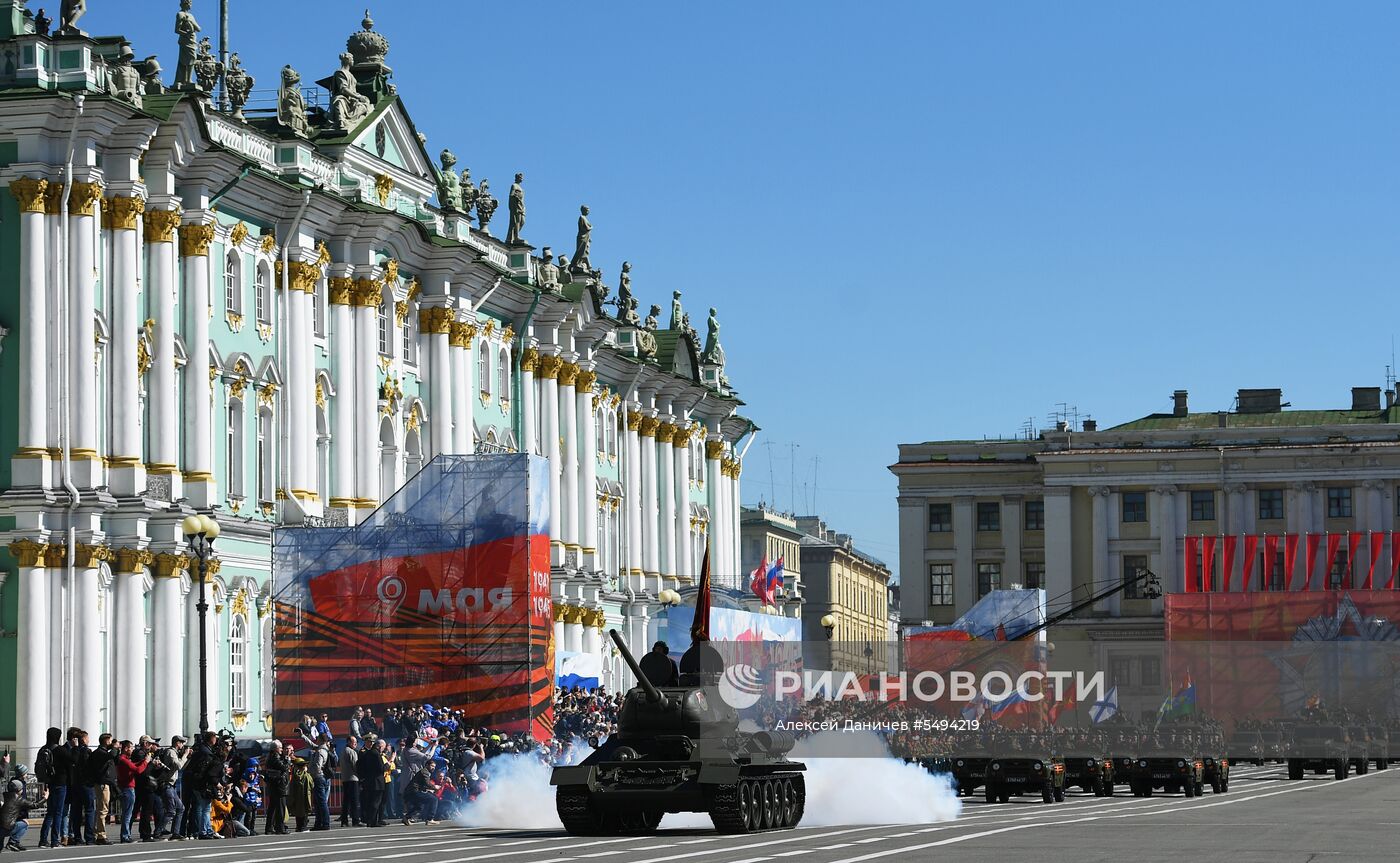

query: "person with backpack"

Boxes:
[259, 741, 290, 835]
[338, 735, 359, 827]
[183, 732, 221, 840]
[65, 728, 93, 846]
[36, 727, 71, 847]
[157, 736, 188, 840]
[87, 733, 119, 845]
[296, 729, 333, 831]
[135, 737, 166, 842]
[0, 771, 31, 851]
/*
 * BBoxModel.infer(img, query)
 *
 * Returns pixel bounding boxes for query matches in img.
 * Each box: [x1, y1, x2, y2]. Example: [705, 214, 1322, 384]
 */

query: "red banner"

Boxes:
[1392, 532, 1400, 589]
[1304, 533, 1321, 591]
[1201, 536, 1218, 592]
[1240, 535, 1258, 592]
[1284, 534, 1299, 592]
[1367, 531, 1384, 590]
[1346, 532, 1364, 588]
[1325, 534, 1342, 589]
[1221, 535, 1237, 593]
[1184, 535, 1199, 593]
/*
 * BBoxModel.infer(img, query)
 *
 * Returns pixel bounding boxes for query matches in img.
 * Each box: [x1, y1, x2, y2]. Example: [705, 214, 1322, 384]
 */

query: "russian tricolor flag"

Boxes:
[766, 557, 785, 593]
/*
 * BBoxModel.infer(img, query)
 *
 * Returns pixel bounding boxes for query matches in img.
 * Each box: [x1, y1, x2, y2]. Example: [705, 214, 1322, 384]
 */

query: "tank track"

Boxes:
[709, 772, 806, 834]
[557, 785, 610, 836]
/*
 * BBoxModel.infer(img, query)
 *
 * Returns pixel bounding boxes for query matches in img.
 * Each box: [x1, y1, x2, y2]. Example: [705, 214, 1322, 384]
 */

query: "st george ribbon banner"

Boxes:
[271, 454, 554, 740]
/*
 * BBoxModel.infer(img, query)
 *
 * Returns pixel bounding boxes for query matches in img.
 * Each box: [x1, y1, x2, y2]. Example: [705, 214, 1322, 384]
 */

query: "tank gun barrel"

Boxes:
[609, 628, 665, 703]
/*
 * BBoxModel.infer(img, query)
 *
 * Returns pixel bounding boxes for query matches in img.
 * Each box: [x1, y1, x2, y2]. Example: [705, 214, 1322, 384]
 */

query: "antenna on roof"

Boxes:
[1388, 335, 1397, 392]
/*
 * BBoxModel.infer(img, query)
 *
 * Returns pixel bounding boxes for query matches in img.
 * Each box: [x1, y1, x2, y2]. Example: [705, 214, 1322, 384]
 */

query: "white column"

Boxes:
[578, 369, 599, 570]
[114, 552, 149, 738]
[657, 423, 676, 579]
[1153, 486, 1178, 612]
[354, 277, 380, 507]
[329, 279, 355, 510]
[1090, 487, 1110, 612]
[285, 260, 315, 504]
[179, 221, 215, 506]
[146, 208, 180, 490]
[553, 614, 565, 652]
[69, 182, 101, 488]
[185, 576, 219, 732]
[1044, 488, 1073, 613]
[520, 350, 538, 456]
[560, 363, 579, 555]
[642, 419, 660, 577]
[673, 429, 692, 581]
[423, 308, 453, 456]
[150, 557, 185, 740]
[10, 181, 48, 486]
[449, 324, 469, 453]
[582, 622, 601, 657]
[71, 548, 103, 733]
[705, 438, 723, 570]
[539, 355, 562, 562]
[9, 544, 48, 762]
[625, 411, 643, 582]
[952, 496, 974, 613]
[108, 194, 144, 495]
[731, 461, 743, 583]
[565, 622, 583, 654]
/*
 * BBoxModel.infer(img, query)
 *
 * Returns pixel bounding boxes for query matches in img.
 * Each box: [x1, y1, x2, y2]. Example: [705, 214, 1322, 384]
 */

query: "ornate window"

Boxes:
[497, 348, 510, 400]
[255, 264, 270, 323]
[256, 407, 273, 503]
[478, 342, 491, 397]
[595, 409, 606, 457]
[316, 404, 330, 502]
[224, 252, 241, 314]
[260, 616, 273, 711]
[313, 278, 325, 337]
[229, 614, 248, 712]
[403, 302, 416, 363]
[377, 299, 390, 355]
[227, 396, 245, 498]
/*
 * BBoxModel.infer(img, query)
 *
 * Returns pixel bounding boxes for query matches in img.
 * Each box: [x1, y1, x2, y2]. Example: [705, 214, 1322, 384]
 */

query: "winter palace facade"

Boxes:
[0, 5, 754, 760]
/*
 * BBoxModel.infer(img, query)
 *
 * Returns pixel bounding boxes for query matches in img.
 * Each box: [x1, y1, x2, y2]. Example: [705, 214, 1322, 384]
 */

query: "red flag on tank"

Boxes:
[691, 547, 711, 643]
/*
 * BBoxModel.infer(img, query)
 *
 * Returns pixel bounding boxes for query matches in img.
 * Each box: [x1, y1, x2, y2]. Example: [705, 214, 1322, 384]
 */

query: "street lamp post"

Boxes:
[182, 513, 220, 734]
[820, 613, 836, 672]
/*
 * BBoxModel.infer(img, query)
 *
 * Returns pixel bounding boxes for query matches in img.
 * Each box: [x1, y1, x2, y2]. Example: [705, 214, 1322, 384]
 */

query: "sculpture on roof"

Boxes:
[474, 180, 498, 234]
[277, 65, 312, 138]
[644, 304, 661, 331]
[536, 246, 561, 295]
[346, 8, 391, 100]
[506, 173, 526, 245]
[173, 0, 200, 90]
[139, 55, 164, 95]
[669, 290, 684, 331]
[615, 262, 639, 324]
[193, 36, 222, 94]
[108, 43, 143, 109]
[459, 167, 478, 215]
[569, 205, 592, 276]
[436, 149, 463, 211]
[328, 51, 373, 130]
[57, 0, 83, 34]
[680, 312, 699, 345]
[701, 307, 725, 366]
[34, 8, 52, 37]
[224, 53, 253, 121]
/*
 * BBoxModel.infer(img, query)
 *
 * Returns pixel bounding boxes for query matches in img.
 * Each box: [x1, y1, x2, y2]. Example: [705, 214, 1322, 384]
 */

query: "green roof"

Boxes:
[1110, 408, 1400, 432]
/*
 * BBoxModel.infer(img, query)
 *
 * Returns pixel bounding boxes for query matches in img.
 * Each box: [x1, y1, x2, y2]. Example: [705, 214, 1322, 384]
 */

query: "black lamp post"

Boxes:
[182, 513, 220, 734]
[820, 613, 836, 671]
[864, 640, 873, 674]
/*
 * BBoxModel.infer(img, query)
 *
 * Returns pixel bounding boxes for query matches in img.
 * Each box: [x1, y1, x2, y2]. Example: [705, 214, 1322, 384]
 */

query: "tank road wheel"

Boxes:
[760, 780, 776, 829]
[1287, 761, 1304, 781]
[792, 774, 806, 827]
[738, 781, 757, 831]
[779, 778, 796, 827]
[556, 786, 610, 836]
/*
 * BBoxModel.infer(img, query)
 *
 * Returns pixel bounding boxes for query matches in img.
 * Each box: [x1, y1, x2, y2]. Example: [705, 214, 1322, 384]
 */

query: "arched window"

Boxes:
[260, 615, 273, 712]
[377, 299, 390, 355]
[313, 278, 325, 337]
[255, 264, 270, 323]
[224, 252, 241, 314]
[595, 409, 605, 457]
[497, 348, 510, 400]
[227, 396, 244, 498]
[403, 303, 417, 363]
[229, 614, 248, 712]
[316, 404, 330, 502]
[607, 410, 618, 459]
[256, 406, 273, 503]
[478, 342, 491, 397]
[405, 426, 423, 477]
[379, 417, 397, 500]
[485, 428, 498, 448]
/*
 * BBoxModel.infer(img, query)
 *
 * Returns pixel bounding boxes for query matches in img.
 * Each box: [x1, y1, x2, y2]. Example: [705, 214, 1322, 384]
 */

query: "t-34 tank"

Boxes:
[550, 629, 806, 834]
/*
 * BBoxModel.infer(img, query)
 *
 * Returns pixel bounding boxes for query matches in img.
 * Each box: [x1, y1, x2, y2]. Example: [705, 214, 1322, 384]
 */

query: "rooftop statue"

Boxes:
[644, 304, 661, 332]
[701, 307, 725, 366]
[506, 173, 526, 245]
[108, 43, 143, 109]
[34, 8, 51, 37]
[616, 262, 636, 322]
[193, 36, 222, 93]
[669, 290, 684, 331]
[569, 205, 593, 276]
[475, 180, 498, 234]
[556, 255, 571, 284]
[436, 149, 463, 211]
[57, 0, 83, 34]
[277, 65, 312, 138]
[537, 246, 561, 295]
[173, 0, 200, 90]
[459, 167, 478, 215]
[328, 51, 373, 130]
[224, 53, 254, 121]
[138, 55, 164, 95]
[681, 312, 699, 345]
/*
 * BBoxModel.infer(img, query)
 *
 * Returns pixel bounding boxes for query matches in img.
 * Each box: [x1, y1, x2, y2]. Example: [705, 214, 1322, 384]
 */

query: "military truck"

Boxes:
[1286, 724, 1350, 781]
[982, 755, 1066, 804]
[1127, 754, 1204, 797]
[945, 751, 993, 797]
[551, 630, 806, 834]
[1063, 753, 1115, 796]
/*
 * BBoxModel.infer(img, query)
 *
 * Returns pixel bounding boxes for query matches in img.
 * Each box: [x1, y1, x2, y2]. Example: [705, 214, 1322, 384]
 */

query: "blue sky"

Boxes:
[97, 2, 1400, 580]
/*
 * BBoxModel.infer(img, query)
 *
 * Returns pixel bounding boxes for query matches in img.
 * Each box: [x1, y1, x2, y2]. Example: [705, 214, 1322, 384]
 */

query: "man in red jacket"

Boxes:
[115, 740, 150, 844]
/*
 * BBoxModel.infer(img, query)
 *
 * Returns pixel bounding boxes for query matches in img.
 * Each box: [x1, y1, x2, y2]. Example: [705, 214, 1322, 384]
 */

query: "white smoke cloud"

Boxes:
[457, 731, 960, 830]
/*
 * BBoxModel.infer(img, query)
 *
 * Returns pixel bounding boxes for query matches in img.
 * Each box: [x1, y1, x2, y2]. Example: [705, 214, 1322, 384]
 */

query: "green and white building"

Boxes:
[0, 4, 756, 762]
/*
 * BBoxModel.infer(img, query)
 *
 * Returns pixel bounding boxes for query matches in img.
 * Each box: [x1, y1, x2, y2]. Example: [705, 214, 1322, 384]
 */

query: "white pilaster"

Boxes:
[952, 496, 974, 612]
[1044, 488, 1073, 614]
[145, 208, 181, 495]
[578, 369, 599, 570]
[642, 419, 660, 577]
[179, 220, 215, 507]
[539, 355, 562, 563]
[68, 186, 100, 488]
[108, 195, 144, 495]
[11, 555, 48, 761]
[353, 276, 380, 508]
[329, 278, 354, 511]
[10, 182, 48, 487]
[1090, 487, 1110, 613]
[71, 555, 102, 733]
[625, 411, 643, 583]
[560, 363, 579, 554]
[520, 350, 537, 457]
[705, 438, 723, 573]
[673, 430, 692, 581]
[114, 558, 149, 738]
[1153, 485, 1178, 614]
[657, 422, 675, 580]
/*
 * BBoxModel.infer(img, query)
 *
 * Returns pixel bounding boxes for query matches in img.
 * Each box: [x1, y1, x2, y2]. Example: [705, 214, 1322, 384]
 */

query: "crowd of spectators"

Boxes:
[0, 685, 623, 852]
